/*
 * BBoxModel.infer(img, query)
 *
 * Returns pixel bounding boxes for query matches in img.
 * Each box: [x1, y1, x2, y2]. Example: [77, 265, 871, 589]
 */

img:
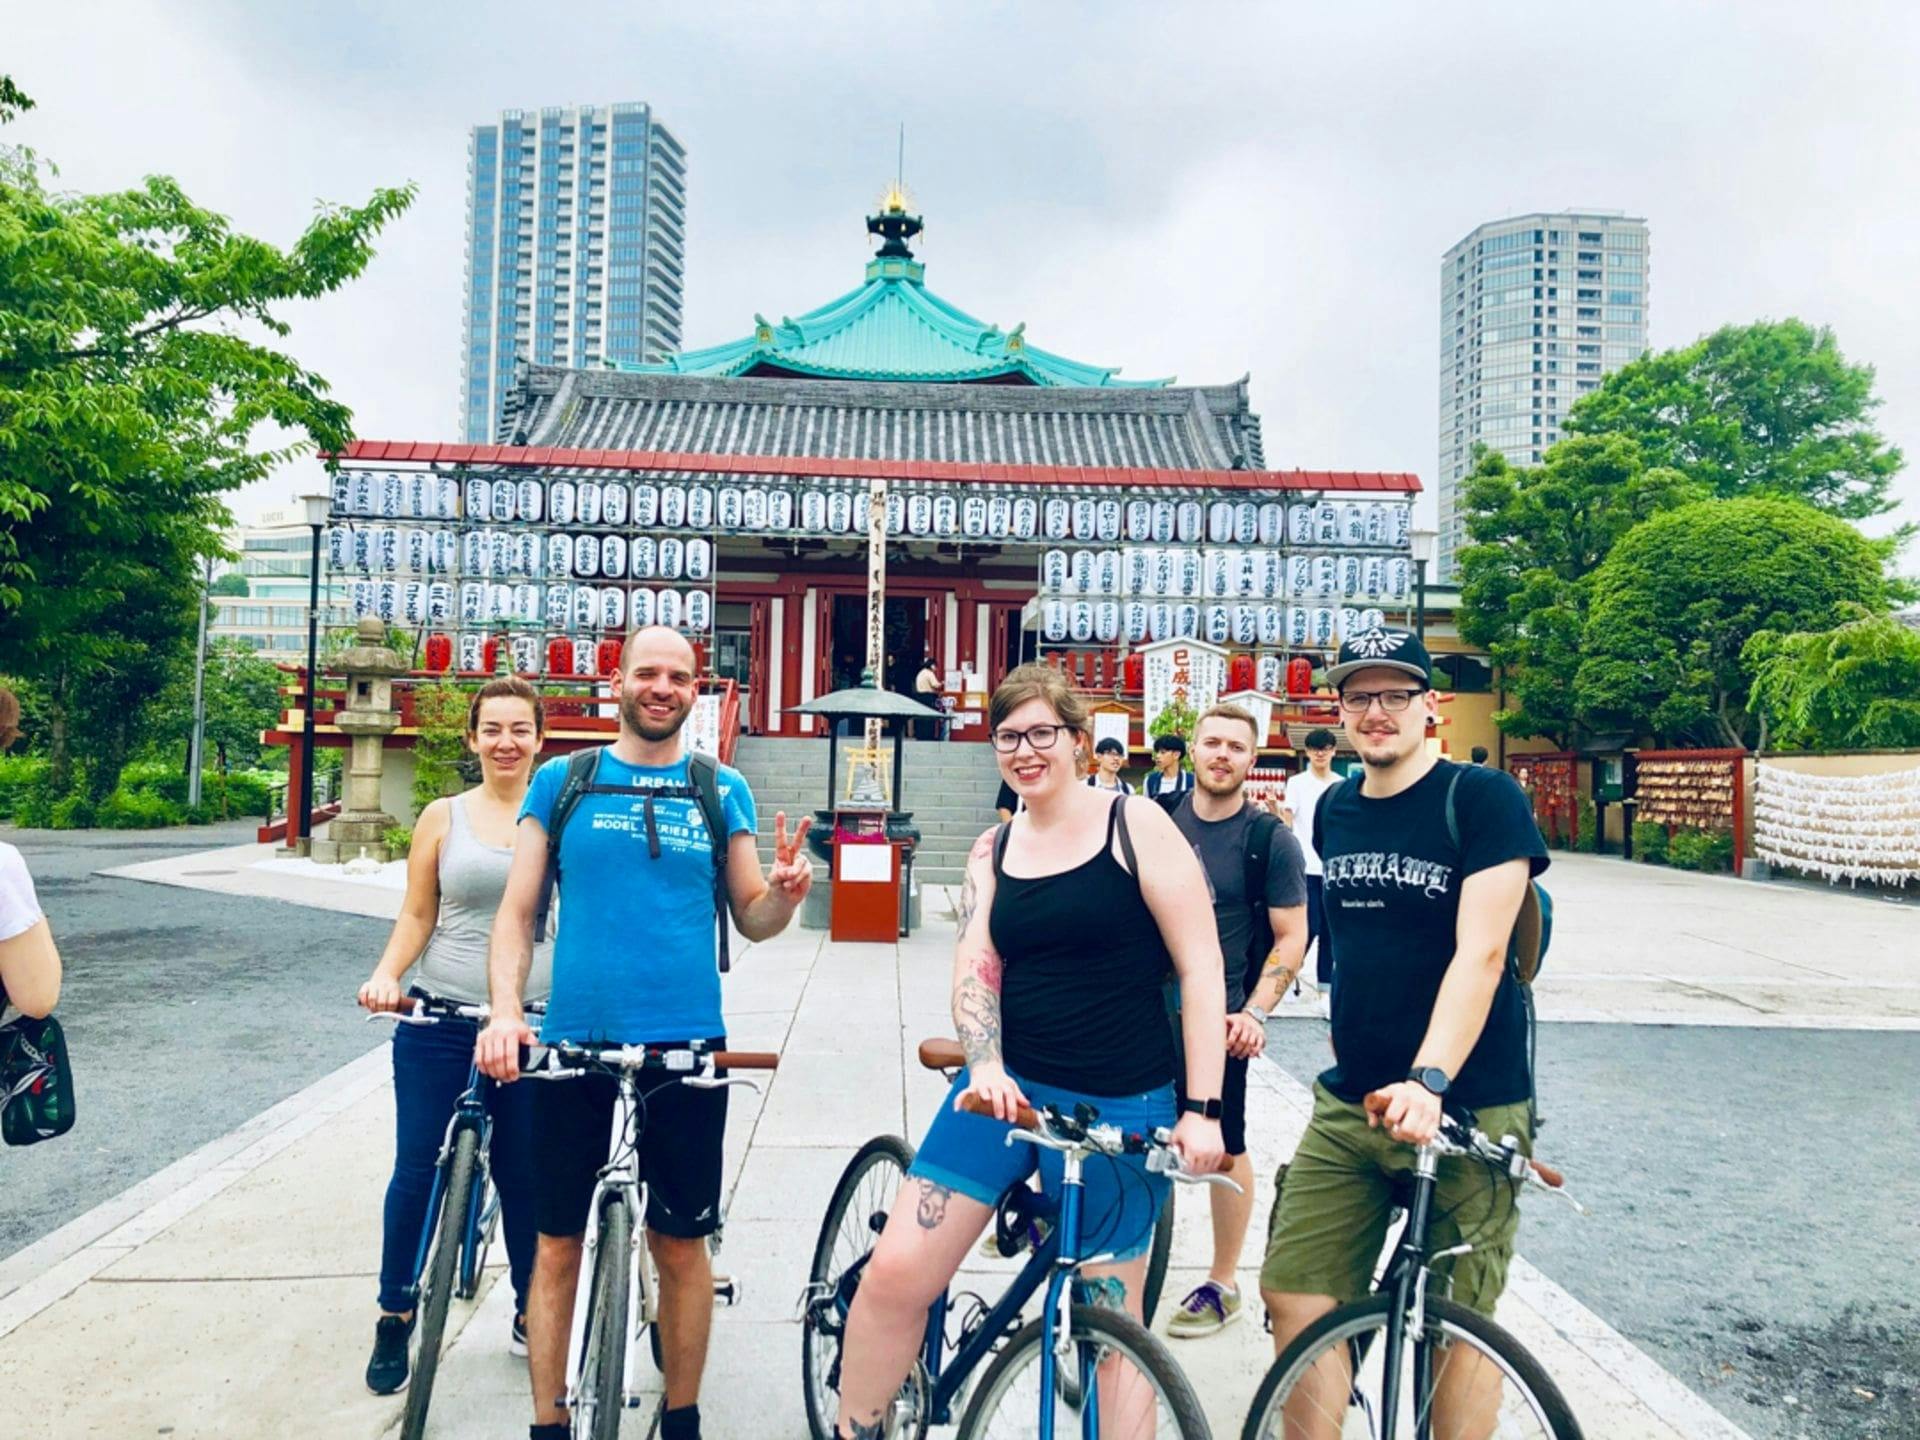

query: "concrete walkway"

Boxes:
[0, 839, 1813, 1437]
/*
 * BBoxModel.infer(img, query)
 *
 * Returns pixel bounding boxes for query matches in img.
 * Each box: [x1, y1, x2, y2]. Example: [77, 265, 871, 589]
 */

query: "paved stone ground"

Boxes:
[1264, 1019, 1920, 1440]
[0, 823, 393, 1259]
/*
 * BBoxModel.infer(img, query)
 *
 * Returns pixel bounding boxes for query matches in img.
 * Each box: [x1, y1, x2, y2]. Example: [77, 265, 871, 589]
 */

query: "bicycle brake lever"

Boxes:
[684, 1075, 765, 1095]
[364, 1010, 432, 1026]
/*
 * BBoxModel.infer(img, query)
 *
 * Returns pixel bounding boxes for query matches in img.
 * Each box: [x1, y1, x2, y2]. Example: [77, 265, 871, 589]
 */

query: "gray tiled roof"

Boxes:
[503, 366, 1266, 472]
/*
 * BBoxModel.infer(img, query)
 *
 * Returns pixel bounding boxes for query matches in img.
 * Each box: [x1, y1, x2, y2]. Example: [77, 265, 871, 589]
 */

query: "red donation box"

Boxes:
[830, 807, 902, 943]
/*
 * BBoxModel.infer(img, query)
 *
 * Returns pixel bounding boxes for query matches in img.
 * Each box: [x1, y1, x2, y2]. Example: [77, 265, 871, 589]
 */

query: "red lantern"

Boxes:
[545, 637, 572, 676]
[596, 638, 623, 676]
[1123, 653, 1144, 693]
[423, 634, 452, 673]
[1286, 656, 1313, 697]
[1229, 654, 1256, 695]
[482, 637, 501, 675]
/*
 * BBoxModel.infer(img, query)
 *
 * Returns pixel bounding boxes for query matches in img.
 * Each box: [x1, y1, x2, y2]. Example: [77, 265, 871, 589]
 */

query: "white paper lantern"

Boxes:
[1175, 604, 1201, 639]
[326, 525, 350, 572]
[489, 531, 512, 578]
[1260, 550, 1284, 599]
[686, 589, 711, 634]
[519, 534, 544, 577]
[1289, 503, 1315, 546]
[515, 584, 542, 624]
[1314, 556, 1338, 595]
[1235, 501, 1261, 546]
[461, 477, 488, 521]
[1389, 504, 1412, 548]
[1204, 550, 1233, 599]
[401, 581, 427, 625]
[1364, 503, 1387, 546]
[1363, 557, 1385, 598]
[1012, 496, 1039, 539]
[799, 489, 827, 533]
[1069, 601, 1095, 643]
[544, 585, 571, 627]
[1287, 606, 1310, 647]
[572, 639, 595, 677]
[510, 635, 539, 675]
[1043, 549, 1069, 592]
[458, 583, 484, 625]
[577, 481, 603, 527]
[1258, 654, 1283, 694]
[433, 531, 458, 575]
[1095, 602, 1120, 643]
[686, 486, 713, 529]
[1310, 607, 1337, 647]
[1340, 556, 1362, 598]
[572, 534, 600, 579]
[1151, 499, 1177, 544]
[571, 586, 597, 630]
[768, 488, 793, 529]
[1207, 500, 1235, 545]
[658, 536, 684, 579]
[716, 488, 741, 531]
[375, 527, 400, 574]
[330, 472, 351, 515]
[458, 633, 484, 671]
[601, 535, 628, 580]
[405, 474, 430, 519]
[1124, 601, 1150, 643]
[630, 536, 656, 578]
[1151, 548, 1175, 598]
[549, 479, 577, 525]
[1150, 603, 1174, 641]
[1096, 498, 1122, 542]
[1258, 502, 1286, 545]
[1312, 504, 1338, 545]
[1289, 555, 1313, 597]
[381, 473, 404, 518]
[1044, 497, 1072, 539]
[1257, 604, 1285, 646]
[1205, 606, 1231, 644]
[632, 484, 659, 527]
[1176, 501, 1204, 543]
[1124, 548, 1151, 596]
[1361, 607, 1386, 630]
[1095, 550, 1122, 596]
[660, 485, 687, 528]
[404, 528, 429, 574]
[987, 496, 1012, 538]
[1043, 600, 1068, 641]
[479, 583, 507, 623]
[1068, 497, 1094, 541]
[1387, 557, 1410, 600]
[686, 537, 711, 581]
[599, 587, 626, 631]
[426, 582, 452, 624]
[629, 587, 656, 627]
[601, 481, 627, 527]
[545, 534, 572, 578]
[657, 588, 684, 630]
[851, 489, 870, 535]
[487, 477, 515, 522]
[1125, 500, 1153, 542]
[435, 477, 459, 520]
[1069, 549, 1095, 593]
[1177, 550, 1203, 599]
[962, 495, 988, 538]
[828, 491, 852, 534]
[350, 528, 373, 574]
[930, 493, 956, 537]
[1233, 605, 1259, 646]
[1342, 503, 1367, 547]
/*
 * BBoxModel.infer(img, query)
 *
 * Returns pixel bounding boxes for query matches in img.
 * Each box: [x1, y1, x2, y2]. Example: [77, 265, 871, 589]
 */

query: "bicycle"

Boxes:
[1241, 1108, 1586, 1440]
[799, 1037, 1232, 1440]
[522, 1037, 777, 1440]
[365, 992, 546, 1440]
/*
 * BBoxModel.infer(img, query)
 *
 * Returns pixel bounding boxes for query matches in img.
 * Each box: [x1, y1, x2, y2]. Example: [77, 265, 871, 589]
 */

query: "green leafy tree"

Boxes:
[1456, 436, 1701, 746]
[209, 572, 250, 598]
[1563, 319, 1905, 522]
[1574, 499, 1889, 747]
[0, 78, 413, 798]
[1744, 610, 1920, 752]
[144, 638, 288, 772]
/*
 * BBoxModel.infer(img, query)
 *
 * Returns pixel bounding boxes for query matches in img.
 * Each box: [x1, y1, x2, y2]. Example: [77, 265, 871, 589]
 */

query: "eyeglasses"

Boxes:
[992, 724, 1065, 753]
[1338, 687, 1426, 714]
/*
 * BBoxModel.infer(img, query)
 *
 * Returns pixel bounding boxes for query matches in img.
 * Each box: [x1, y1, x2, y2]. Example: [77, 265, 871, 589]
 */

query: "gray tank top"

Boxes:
[414, 793, 552, 1005]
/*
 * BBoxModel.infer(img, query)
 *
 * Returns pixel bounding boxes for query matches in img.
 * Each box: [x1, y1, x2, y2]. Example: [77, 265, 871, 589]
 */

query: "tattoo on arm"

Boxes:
[956, 869, 978, 938]
[1261, 948, 1299, 985]
[914, 1179, 953, 1230]
[954, 954, 1004, 1068]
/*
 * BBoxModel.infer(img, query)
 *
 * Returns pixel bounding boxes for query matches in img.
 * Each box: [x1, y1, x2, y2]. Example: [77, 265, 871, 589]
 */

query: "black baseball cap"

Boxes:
[1324, 626, 1433, 689]
[1151, 733, 1187, 755]
[1094, 737, 1127, 757]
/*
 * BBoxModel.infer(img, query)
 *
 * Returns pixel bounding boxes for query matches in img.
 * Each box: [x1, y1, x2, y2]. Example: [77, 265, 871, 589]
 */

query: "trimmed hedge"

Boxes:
[1632, 820, 1669, 864]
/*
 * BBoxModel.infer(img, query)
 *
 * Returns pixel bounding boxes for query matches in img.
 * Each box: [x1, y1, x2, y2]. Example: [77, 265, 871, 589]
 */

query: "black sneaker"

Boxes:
[510, 1311, 529, 1358]
[365, 1313, 414, 1395]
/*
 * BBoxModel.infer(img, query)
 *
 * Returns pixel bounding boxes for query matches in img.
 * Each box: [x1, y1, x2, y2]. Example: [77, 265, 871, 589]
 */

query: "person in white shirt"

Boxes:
[1281, 729, 1341, 997]
[1085, 737, 1135, 793]
[0, 687, 61, 1023]
[913, 657, 945, 741]
[1144, 733, 1195, 800]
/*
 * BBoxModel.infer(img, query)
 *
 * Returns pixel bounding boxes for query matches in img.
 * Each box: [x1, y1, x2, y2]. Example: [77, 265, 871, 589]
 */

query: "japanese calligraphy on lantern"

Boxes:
[1139, 637, 1229, 741]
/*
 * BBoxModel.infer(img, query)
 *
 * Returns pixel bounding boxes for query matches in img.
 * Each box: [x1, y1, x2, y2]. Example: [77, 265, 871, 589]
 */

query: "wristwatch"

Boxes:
[1244, 1003, 1270, 1025]
[1181, 1096, 1224, 1120]
[1407, 1066, 1451, 1097]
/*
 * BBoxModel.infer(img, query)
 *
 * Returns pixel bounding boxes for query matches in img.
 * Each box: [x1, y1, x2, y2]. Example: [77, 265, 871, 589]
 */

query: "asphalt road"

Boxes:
[1, 824, 393, 1261]
[1264, 1016, 1920, 1440]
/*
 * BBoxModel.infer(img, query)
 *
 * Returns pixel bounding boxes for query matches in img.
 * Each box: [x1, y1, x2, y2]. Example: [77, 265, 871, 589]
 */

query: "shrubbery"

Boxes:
[2, 754, 281, 830]
[1632, 820, 1669, 864]
[1666, 828, 1735, 873]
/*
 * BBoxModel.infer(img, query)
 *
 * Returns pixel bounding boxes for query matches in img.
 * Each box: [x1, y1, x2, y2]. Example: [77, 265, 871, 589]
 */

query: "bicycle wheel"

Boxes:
[800, 1135, 918, 1440]
[400, 1126, 479, 1440]
[958, 1303, 1209, 1440]
[456, 1160, 497, 1301]
[1141, 1188, 1176, 1326]
[1241, 1293, 1583, 1440]
[574, 1195, 632, 1440]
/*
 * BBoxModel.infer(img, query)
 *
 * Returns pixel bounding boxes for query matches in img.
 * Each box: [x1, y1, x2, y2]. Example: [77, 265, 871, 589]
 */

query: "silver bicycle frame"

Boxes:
[564, 1069, 649, 1414]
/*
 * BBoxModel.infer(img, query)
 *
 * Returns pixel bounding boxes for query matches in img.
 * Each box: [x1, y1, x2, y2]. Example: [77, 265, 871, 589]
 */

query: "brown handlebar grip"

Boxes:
[392, 996, 420, 1014]
[1529, 1158, 1565, 1188]
[712, 1051, 781, 1070]
[957, 1092, 1039, 1130]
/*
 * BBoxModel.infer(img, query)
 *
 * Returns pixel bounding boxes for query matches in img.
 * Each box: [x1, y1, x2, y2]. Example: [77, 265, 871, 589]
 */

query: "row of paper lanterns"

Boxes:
[1040, 548, 1412, 602]
[1041, 601, 1388, 647]
[433, 634, 624, 679]
[347, 579, 711, 633]
[326, 526, 716, 582]
[333, 471, 1412, 549]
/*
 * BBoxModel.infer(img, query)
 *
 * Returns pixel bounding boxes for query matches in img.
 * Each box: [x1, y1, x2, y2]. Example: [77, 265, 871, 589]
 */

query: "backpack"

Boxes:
[1151, 791, 1285, 994]
[532, 746, 734, 973]
[1443, 767, 1554, 1127]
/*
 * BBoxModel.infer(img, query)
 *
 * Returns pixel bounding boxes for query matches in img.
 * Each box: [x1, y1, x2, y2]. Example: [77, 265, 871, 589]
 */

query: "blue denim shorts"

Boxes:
[908, 1068, 1175, 1263]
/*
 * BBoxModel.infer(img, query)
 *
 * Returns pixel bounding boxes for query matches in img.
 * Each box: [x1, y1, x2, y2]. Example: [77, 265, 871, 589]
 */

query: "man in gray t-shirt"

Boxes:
[1163, 706, 1309, 1340]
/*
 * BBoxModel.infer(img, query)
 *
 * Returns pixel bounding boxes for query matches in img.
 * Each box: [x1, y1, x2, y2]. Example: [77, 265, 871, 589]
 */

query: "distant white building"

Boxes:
[208, 505, 350, 655]
[1438, 210, 1649, 581]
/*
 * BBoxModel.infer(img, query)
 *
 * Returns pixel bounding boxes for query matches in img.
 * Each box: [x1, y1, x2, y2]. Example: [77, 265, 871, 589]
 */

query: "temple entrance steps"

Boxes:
[730, 735, 1005, 888]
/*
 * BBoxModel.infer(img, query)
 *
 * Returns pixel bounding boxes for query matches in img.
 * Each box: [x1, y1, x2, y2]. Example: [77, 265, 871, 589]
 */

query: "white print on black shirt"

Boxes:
[1322, 850, 1455, 899]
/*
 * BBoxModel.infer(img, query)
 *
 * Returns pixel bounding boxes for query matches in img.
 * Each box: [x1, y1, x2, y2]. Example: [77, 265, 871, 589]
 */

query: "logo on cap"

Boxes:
[1346, 626, 1407, 660]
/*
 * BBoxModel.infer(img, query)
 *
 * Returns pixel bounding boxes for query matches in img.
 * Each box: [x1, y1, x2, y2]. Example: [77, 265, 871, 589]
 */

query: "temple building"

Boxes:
[323, 190, 1420, 757]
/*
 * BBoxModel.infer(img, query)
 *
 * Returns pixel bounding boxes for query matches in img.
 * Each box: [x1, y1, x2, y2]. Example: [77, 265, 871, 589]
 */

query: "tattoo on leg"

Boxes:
[844, 1415, 887, 1440]
[915, 1179, 953, 1231]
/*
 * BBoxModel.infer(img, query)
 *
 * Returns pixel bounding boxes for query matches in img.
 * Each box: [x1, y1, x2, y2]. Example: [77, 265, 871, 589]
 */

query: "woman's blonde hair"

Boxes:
[466, 676, 545, 736]
[989, 663, 1090, 736]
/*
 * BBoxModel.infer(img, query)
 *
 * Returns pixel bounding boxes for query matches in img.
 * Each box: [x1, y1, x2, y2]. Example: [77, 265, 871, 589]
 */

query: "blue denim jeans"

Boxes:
[377, 1010, 536, 1314]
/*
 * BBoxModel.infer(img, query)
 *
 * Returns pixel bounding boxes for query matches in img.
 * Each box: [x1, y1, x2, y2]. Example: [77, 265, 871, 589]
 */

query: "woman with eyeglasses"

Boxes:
[832, 663, 1228, 1440]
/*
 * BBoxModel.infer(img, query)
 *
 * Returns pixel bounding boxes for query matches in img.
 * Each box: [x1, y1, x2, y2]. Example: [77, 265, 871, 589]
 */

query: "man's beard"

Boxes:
[621, 691, 690, 741]
[1195, 767, 1244, 798]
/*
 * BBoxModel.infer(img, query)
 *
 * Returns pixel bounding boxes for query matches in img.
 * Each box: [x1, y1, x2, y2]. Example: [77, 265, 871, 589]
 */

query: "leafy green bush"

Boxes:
[1632, 820, 1669, 864]
[1575, 796, 1600, 853]
[96, 790, 186, 829]
[1667, 828, 1735, 873]
[411, 683, 472, 816]
[383, 824, 413, 858]
[0, 755, 49, 820]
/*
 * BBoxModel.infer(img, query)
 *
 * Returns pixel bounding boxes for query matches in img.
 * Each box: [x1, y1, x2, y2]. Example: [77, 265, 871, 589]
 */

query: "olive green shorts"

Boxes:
[1259, 1081, 1532, 1316]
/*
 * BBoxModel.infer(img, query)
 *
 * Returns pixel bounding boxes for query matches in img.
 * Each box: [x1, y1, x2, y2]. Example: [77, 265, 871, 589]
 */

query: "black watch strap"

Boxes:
[1181, 1096, 1224, 1121]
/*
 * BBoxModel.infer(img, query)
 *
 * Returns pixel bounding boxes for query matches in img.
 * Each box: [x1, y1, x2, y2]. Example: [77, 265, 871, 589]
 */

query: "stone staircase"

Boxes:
[731, 736, 1005, 887]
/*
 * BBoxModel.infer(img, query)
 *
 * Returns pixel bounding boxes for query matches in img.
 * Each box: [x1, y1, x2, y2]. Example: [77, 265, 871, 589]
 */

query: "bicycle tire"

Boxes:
[1240, 1293, 1584, 1440]
[399, 1125, 479, 1440]
[958, 1303, 1209, 1440]
[800, 1134, 918, 1440]
[1142, 1187, 1176, 1325]
[456, 1162, 496, 1301]
[575, 1195, 632, 1440]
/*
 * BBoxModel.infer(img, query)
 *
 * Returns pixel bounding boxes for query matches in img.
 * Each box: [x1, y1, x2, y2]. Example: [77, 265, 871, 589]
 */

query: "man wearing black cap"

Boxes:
[1144, 733, 1194, 800]
[1258, 625, 1548, 1422]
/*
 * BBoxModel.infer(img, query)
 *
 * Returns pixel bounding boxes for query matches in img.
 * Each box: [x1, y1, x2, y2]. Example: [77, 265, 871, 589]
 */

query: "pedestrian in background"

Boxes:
[1144, 732, 1195, 800]
[1470, 745, 1490, 766]
[356, 677, 552, 1396]
[1086, 736, 1134, 793]
[914, 654, 944, 740]
[1283, 729, 1342, 1004]
[0, 686, 62, 1024]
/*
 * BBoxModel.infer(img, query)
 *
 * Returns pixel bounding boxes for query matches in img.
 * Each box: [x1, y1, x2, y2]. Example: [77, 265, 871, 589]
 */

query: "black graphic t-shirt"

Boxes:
[1315, 760, 1548, 1108]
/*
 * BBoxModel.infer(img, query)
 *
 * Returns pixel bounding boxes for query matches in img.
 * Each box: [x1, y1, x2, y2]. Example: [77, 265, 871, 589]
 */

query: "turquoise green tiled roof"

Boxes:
[615, 244, 1170, 389]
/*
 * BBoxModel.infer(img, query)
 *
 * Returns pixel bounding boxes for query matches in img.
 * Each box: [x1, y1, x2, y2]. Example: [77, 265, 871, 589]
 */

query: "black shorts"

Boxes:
[533, 1038, 729, 1239]
[1177, 1052, 1249, 1158]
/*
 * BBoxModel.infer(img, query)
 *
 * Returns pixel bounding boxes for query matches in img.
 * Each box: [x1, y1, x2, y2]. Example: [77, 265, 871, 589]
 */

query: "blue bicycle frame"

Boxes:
[402, 1053, 497, 1307]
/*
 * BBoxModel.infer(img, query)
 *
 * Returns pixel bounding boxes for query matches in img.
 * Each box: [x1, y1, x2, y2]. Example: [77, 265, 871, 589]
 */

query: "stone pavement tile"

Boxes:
[726, 1146, 865, 1224]
[702, 1218, 818, 1324]
[754, 1052, 904, 1149]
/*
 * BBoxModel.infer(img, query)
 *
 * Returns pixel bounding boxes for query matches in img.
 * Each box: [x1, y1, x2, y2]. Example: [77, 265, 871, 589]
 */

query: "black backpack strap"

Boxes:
[686, 752, 733, 974]
[534, 746, 605, 943]
[1242, 807, 1281, 973]
[991, 819, 1012, 877]
[1109, 794, 1139, 875]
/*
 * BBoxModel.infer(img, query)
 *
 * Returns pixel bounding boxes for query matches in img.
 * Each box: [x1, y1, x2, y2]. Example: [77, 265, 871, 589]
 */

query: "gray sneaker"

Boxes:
[1166, 1280, 1242, 1339]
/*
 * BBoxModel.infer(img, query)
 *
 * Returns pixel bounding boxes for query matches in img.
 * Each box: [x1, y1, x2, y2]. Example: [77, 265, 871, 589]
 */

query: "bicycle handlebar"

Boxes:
[955, 1093, 1242, 1192]
[365, 994, 547, 1025]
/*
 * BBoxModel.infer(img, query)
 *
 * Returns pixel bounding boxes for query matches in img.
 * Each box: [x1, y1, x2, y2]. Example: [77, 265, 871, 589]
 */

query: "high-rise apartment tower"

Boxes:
[1437, 210, 1648, 580]
[461, 102, 685, 442]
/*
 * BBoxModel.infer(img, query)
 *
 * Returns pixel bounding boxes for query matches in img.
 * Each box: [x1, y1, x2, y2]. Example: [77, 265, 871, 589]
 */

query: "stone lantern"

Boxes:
[310, 617, 406, 864]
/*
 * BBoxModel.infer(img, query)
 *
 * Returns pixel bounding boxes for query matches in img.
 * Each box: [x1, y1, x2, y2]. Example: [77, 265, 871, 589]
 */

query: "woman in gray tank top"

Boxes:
[355, 678, 552, 1395]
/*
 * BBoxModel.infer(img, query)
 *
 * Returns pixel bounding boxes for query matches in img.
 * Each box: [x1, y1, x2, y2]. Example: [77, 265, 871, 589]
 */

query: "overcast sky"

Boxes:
[10, 1, 1919, 540]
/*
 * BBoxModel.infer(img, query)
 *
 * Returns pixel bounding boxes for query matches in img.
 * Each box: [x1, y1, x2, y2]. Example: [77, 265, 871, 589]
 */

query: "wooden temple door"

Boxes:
[747, 598, 771, 733]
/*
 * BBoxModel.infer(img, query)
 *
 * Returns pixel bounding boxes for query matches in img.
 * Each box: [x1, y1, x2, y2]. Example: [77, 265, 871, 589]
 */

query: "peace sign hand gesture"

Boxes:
[768, 811, 814, 902]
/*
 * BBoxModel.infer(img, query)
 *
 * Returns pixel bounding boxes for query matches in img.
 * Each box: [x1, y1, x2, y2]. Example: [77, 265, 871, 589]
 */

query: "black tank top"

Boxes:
[989, 796, 1178, 1096]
